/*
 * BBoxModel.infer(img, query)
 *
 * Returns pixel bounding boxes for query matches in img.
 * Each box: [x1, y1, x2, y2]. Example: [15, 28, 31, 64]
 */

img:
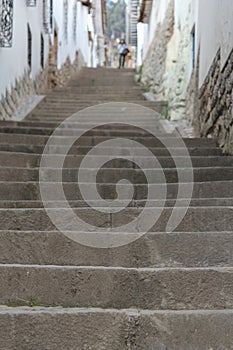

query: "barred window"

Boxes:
[43, 0, 53, 34]
[63, 0, 68, 43]
[0, 0, 14, 48]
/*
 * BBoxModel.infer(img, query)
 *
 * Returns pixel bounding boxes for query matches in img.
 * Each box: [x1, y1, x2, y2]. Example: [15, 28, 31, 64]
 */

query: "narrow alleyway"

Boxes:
[0, 68, 233, 348]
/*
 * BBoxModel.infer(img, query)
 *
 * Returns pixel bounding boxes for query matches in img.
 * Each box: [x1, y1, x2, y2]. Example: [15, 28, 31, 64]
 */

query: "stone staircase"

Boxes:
[0, 67, 233, 349]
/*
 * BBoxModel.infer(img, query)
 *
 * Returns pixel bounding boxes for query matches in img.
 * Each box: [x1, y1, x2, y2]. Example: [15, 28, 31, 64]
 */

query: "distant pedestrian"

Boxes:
[117, 39, 129, 69]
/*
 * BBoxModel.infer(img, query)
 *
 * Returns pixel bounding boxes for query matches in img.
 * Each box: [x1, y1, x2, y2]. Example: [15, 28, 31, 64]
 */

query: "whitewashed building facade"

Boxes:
[0, 0, 107, 119]
[138, 0, 233, 153]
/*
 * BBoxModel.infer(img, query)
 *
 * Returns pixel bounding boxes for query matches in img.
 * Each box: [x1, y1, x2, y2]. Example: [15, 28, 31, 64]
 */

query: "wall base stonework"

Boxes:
[0, 51, 84, 120]
[198, 49, 233, 154]
[47, 52, 83, 90]
[0, 71, 35, 120]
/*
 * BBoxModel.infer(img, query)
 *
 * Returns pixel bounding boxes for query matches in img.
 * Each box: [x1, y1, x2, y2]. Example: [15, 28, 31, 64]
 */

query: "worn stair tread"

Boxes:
[0, 133, 218, 147]
[1, 198, 233, 208]
[0, 120, 168, 129]
[0, 144, 222, 156]
[0, 230, 232, 268]
[1, 305, 233, 314]
[1, 180, 233, 200]
[0, 127, 171, 136]
[1, 264, 233, 310]
[0, 207, 232, 232]
[0, 167, 232, 184]
[0, 152, 232, 169]
[0, 307, 233, 350]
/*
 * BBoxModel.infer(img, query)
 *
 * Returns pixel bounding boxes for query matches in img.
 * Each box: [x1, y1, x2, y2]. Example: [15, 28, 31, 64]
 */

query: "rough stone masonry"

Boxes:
[198, 49, 233, 154]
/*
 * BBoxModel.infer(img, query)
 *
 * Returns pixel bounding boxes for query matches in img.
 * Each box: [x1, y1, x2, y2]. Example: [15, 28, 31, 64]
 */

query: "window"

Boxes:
[40, 33, 44, 68]
[27, 23, 32, 71]
[49, 0, 53, 31]
[191, 26, 196, 69]
[0, 0, 14, 48]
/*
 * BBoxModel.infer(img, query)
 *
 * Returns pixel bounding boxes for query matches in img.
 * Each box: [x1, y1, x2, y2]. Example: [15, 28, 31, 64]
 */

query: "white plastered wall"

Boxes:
[197, 0, 233, 87]
[0, 0, 50, 96]
[0, 0, 99, 97]
[141, 0, 170, 59]
[53, 0, 92, 69]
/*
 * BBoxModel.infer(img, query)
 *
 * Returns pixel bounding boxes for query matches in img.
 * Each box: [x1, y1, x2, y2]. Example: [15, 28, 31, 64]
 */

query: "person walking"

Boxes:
[117, 39, 129, 69]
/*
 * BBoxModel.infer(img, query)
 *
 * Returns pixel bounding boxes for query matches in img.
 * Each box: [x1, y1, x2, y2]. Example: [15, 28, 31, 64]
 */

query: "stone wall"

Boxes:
[141, 0, 195, 121]
[0, 50, 84, 120]
[141, 0, 175, 97]
[197, 49, 233, 154]
[162, 15, 192, 121]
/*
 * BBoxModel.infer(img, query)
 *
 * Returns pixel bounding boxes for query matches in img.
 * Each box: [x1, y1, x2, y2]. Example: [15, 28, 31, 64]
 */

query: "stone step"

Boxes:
[31, 100, 167, 111]
[28, 109, 165, 117]
[26, 110, 160, 117]
[53, 84, 143, 89]
[42, 95, 147, 101]
[0, 133, 218, 147]
[0, 167, 232, 185]
[0, 264, 233, 310]
[41, 97, 147, 102]
[47, 90, 146, 95]
[48, 89, 144, 93]
[0, 207, 232, 232]
[0, 121, 166, 136]
[62, 82, 140, 87]
[60, 84, 140, 89]
[0, 127, 174, 137]
[65, 76, 137, 81]
[0, 230, 232, 268]
[48, 81, 140, 86]
[0, 143, 223, 156]
[1, 198, 233, 209]
[73, 164, 233, 183]
[1, 307, 232, 350]
[77, 67, 135, 73]
[35, 97, 164, 103]
[26, 118, 164, 125]
[52, 88, 143, 93]
[27, 112, 164, 120]
[36, 97, 165, 103]
[0, 121, 164, 132]
[79, 67, 135, 72]
[64, 76, 138, 81]
[0, 152, 232, 168]
[34, 101, 167, 110]
[50, 81, 139, 88]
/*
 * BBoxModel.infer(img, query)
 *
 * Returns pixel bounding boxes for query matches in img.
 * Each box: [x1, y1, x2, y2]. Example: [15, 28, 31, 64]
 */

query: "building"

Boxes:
[126, 0, 139, 47]
[92, 0, 108, 67]
[0, 0, 107, 120]
[138, 0, 233, 154]
[126, 0, 139, 63]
